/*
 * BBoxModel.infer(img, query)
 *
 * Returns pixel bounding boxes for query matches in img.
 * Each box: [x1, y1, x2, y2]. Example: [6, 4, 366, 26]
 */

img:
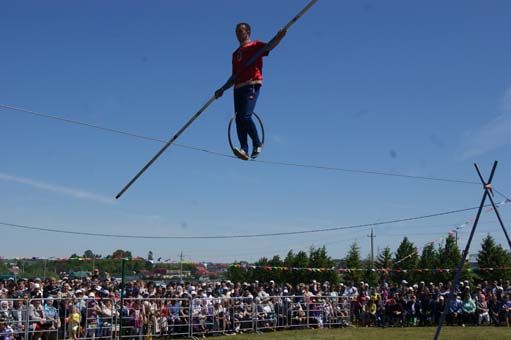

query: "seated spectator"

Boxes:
[0, 301, 11, 322]
[29, 299, 49, 339]
[433, 295, 445, 325]
[9, 300, 25, 336]
[419, 290, 434, 326]
[43, 297, 60, 333]
[488, 293, 502, 326]
[404, 294, 418, 326]
[461, 293, 476, 326]
[236, 299, 253, 332]
[447, 295, 462, 326]
[375, 293, 386, 327]
[0, 319, 15, 340]
[290, 303, 306, 326]
[364, 297, 377, 327]
[354, 291, 368, 325]
[321, 297, 335, 327]
[197, 302, 208, 337]
[386, 298, 403, 326]
[502, 294, 511, 327]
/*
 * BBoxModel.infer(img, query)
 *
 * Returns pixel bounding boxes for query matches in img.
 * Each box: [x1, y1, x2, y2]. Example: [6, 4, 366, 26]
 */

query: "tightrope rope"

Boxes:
[2, 103, 496, 188]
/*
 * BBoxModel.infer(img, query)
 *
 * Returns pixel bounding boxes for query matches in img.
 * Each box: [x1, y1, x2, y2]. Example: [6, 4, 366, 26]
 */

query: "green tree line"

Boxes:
[227, 235, 511, 286]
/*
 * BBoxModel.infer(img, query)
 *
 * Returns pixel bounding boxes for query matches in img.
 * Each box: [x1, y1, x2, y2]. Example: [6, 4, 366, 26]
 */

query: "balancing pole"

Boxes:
[115, 0, 319, 199]
[433, 161, 502, 340]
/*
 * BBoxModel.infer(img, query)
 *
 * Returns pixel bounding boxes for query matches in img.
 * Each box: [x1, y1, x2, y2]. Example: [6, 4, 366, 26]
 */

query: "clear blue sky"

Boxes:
[1, 0, 510, 263]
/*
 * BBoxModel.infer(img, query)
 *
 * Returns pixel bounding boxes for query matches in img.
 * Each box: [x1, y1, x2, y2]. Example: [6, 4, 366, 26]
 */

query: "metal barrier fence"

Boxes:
[0, 295, 351, 339]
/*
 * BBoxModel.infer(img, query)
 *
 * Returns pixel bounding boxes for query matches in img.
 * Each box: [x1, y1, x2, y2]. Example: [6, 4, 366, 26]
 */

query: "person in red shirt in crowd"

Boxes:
[215, 23, 286, 160]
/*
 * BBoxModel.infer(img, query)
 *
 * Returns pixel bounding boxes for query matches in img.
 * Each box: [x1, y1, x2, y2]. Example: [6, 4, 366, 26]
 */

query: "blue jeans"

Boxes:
[234, 84, 262, 154]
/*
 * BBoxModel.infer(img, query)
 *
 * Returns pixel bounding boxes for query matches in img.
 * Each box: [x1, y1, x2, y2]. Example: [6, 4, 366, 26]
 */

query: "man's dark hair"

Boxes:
[236, 22, 251, 34]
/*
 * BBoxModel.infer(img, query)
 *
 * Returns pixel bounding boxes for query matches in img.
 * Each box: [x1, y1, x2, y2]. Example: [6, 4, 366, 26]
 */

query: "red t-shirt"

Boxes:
[232, 40, 269, 88]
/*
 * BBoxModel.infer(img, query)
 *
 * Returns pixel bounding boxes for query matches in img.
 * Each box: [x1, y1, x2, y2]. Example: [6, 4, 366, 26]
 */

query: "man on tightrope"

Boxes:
[215, 23, 286, 160]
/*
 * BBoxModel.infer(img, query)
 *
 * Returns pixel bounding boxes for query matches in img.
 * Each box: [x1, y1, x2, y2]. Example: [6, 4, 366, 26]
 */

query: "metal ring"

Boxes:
[228, 112, 265, 157]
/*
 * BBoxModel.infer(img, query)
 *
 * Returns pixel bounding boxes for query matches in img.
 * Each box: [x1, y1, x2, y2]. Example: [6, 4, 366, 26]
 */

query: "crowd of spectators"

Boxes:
[0, 270, 510, 339]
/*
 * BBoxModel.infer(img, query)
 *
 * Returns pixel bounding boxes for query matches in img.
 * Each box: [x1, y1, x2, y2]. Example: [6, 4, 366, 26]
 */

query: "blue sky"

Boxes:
[1, 0, 511, 263]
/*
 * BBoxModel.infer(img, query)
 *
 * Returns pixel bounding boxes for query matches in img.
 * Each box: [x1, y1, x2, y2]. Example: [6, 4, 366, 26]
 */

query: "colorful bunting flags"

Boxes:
[229, 263, 511, 273]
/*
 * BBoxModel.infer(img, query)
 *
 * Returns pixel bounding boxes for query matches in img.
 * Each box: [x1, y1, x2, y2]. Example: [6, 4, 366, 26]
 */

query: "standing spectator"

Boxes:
[30, 284, 43, 299]
[476, 294, 490, 325]
[67, 304, 81, 340]
[0, 282, 7, 299]
[343, 282, 358, 298]
[98, 298, 117, 337]
[267, 281, 278, 296]
[14, 280, 27, 299]
[85, 293, 100, 339]
[43, 279, 59, 299]
[59, 283, 72, 300]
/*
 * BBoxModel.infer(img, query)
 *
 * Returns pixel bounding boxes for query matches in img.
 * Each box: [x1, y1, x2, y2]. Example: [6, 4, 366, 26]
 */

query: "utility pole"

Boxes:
[368, 229, 376, 266]
[179, 251, 183, 281]
[43, 259, 47, 280]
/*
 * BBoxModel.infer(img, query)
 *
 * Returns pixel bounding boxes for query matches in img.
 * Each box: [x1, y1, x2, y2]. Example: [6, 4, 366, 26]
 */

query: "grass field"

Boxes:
[211, 326, 511, 340]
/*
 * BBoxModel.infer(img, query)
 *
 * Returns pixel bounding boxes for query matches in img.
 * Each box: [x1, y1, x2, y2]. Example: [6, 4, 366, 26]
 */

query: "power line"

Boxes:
[494, 188, 510, 201]
[1, 103, 490, 187]
[0, 204, 492, 239]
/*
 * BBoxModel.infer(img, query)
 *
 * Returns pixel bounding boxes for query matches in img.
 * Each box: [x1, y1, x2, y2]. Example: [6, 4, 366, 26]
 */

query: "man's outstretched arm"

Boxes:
[266, 28, 287, 52]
